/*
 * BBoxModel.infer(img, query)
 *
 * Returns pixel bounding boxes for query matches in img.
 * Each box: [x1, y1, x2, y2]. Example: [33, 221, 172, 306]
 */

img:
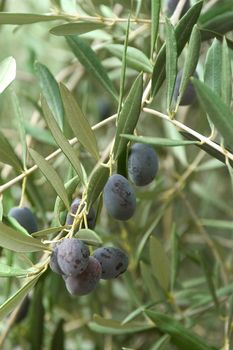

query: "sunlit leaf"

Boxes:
[0, 56, 16, 94]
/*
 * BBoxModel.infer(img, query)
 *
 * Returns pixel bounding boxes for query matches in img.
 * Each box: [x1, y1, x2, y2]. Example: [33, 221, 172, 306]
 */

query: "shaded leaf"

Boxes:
[89, 314, 154, 334]
[151, 1, 203, 97]
[121, 134, 197, 147]
[106, 44, 153, 73]
[140, 261, 161, 302]
[60, 83, 99, 160]
[0, 221, 48, 252]
[35, 62, 64, 130]
[29, 148, 70, 210]
[54, 175, 80, 214]
[204, 38, 222, 96]
[192, 78, 233, 148]
[0, 56, 16, 93]
[113, 73, 143, 160]
[152, 334, 171, 350]
[66, 36, 118, 101]
[200, 11, 233, 40]
[41, 97, 84, 183]
[170, 226, 179, 291]
[0, 130, 22, 171]
[29, 281, 45, 350]
[50, 319, 65, 350]
[149, 236, 170, 291]
[86, 164, 109, 211]
[50, 22, 105, 36]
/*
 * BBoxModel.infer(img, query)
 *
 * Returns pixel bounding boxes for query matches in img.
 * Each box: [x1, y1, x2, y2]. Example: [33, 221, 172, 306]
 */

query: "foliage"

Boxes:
[0, 0, 233, 349]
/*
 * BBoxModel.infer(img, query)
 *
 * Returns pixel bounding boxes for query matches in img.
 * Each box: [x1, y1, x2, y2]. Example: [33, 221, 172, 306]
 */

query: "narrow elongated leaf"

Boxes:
[54, 175, 80, 214]
[152, 335, 171, 350]
[106, 44, 153, 73]
[122, 302, 155, 325]
[170, 226, 179, 291]
[29, 148, 70, 210]
[201, 219, 233, 230]
[0, 221, 48, 252]
[163, 122, 187, 166]
[89, 314, 154, 335]
[86, 164, 109, 210]
[75, 228, 102, 246]
[0, 264, 36, 278]
[149, 236, 170, 291]
[150, 0, 161, 58]
[0, 273, 42, 320]
[177, 25, 201, 106]
[24, 123, 57, 146]
[201, 12, 233, 40]
[0, 13, 65, 24]
[165, 17, 177, 112]
[145, 310, 217, 350]
[50, 22, 105, 36]
[9, 89, 27, 168]
[60, 83, 99, 160]
[113, 73, 143, 160]
[41, 97, 84, 183]
[29, 282, 45, 350]
[222, 37, 232, 106]
[121, 134, 197, 147]
[32, 225, 67, 238]
[151, 1, 203, 97]
[51, 319, 65, 350]
[0, 130, 22, 171]
[66, 36, 118, 101]
[140, 261, 161, 302]
[0, 56, 16, 93]
[204, 39, 222, 96]
[192, 78, 233, 148]
[35, 62, 64, 130]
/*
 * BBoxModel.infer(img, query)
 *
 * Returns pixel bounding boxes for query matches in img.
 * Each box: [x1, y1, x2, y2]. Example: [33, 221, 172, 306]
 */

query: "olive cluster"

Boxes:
[50, 238, 128, 296]
[103, 143, 159, 221]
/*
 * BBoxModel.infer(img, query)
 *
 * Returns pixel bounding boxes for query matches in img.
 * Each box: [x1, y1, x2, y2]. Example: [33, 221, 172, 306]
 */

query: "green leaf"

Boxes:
[0, 130, 22, 171]
[29, 282, 45, 350]
[0, 264, 37, 277]
[121, 134, 197, 147]
[204, 38, 222, 96]
[222, 37, 232, 106]
[66, 36, 118, 101]
[121, 302, 155, 325]
[35, 62, 64, 130]
[149, 236, 170, 291]
[0, 221, 48, 252]
[0, 13, 66, 24]
[9, 89, 27, 169]
[89, 314, 154, 335]
[151, 334, 171, 350]
[145, 310, 217, 350]
[176, 25, 201, 107]
[54, 175, 80, 214]
[0, 56, 16, 94]
[151, 1, 203, 97]
[200, 11, 233, 40]
[150, 0, 161, 58]
[75, 228, 103, 246]
[163, 122, 187, 166]
[31, 225, 67, 238]
[29, 148, 70, 211]
[192, 78, 233, 148]
[165, 17, 177, 112]
[140, 261, 161, 302]
[0, 273, 42, 320]
[60, 83, 99, 160]
[50, 319, 65, 350]
[50, 22, 105, 36]
[170, 226, 179, 291]
[113, 73, 143, 160]
[86, 164, 109, 211]
[41, 97, 84, 184]
[201, 219, 233, 230]
[24, 123, 57, 146]
[106, 44, 153, 73]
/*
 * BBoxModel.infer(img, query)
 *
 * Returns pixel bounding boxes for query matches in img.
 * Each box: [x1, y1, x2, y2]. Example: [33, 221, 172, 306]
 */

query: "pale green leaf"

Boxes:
[204, 38, 222, 96]
[75, 228, 102, 246]
[60, 83, 99, 160]
[150, 0, 161, 58]
[0, 130, 22, 171]
[0, 12, 65, 24]
[0, 264, 36, 277]
[50, 22, 105, 36]
[0, 56, 16, 94]
[121, 134, 197, 147]
[222, 37, 232, 106]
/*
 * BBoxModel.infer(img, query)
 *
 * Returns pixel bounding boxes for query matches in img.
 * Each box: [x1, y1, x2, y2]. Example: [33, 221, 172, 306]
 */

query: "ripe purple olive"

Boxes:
[56, 238, 90, 277]
[8, 207, 38, 234]
[65, 257, 102, 296]
[93, 247, 128, 279]
[103, 174, 136, 221]
[66, 198, 96, 230]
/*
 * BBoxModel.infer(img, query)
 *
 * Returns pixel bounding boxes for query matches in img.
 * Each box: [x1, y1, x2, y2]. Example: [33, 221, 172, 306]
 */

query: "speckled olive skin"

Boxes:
[103, 174, 136, 221]
[128, 143, 159, 186]
[66, 198, 96, 230]
[174, 69, 198, 106]
[8, 207, 38, 234]
[167, 0, 190, 18]
[65, 257, 102, 295]
[49, 243, 64, 275]
[93, 247, 128, 279]
[57, 238, 90, 277]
